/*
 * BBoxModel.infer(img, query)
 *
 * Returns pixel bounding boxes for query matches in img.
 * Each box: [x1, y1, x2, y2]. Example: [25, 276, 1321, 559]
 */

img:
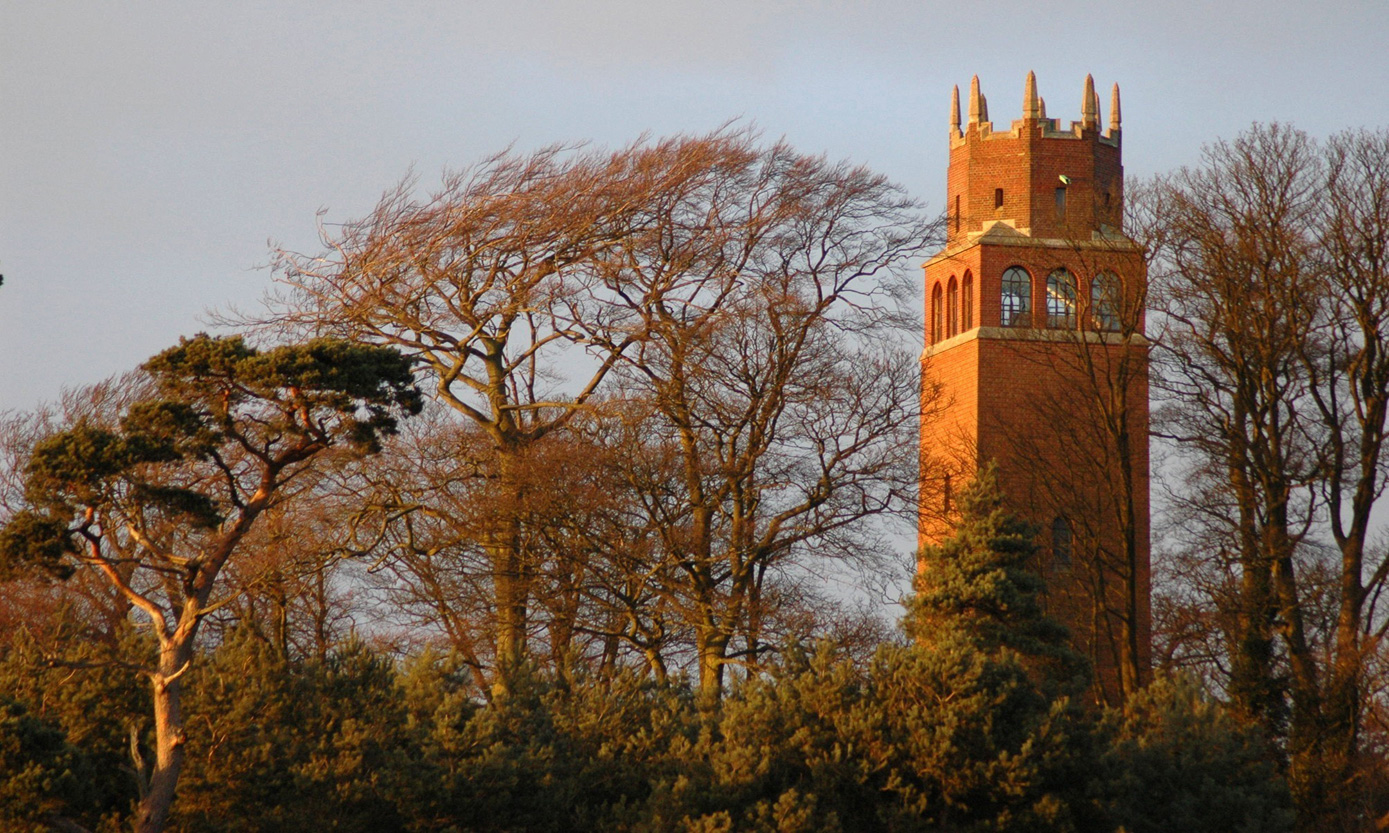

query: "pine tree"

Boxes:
[908, 464, 1090, 694]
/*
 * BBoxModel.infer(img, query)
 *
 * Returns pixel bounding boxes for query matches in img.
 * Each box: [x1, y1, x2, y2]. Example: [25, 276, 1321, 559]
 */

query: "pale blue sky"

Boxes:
[4, 0, 1389, 410]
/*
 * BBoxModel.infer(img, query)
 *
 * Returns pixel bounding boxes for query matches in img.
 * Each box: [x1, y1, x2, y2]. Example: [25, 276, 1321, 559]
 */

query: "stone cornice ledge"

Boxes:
[925, 227, 1142, 268]
[921, 326, 1149, 360]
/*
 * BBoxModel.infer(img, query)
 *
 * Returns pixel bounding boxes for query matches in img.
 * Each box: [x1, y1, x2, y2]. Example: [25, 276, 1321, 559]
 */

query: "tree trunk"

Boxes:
[1115, 412, 1144, 699]
[133, 641, 191, 833]
[1227, 450, 1283, 735]
[695, 624, 728, 705]
[489, 447, 529, 697]
[1272, 538, 1330, 832]
[491, 540, 527, 697]
[1322, 534, 1369, 829]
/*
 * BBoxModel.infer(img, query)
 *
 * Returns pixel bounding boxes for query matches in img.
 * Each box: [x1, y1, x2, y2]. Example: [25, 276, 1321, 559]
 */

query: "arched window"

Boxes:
[1051, 516, 1073, 568]
[961, 271, 974, 331]
[946, 277, 959, 337]
[930, 283, 944, 344]
[1046, 268, 1077, 329]
[1001, 267, 1031, 327]
[1092, 271, 1121, 332]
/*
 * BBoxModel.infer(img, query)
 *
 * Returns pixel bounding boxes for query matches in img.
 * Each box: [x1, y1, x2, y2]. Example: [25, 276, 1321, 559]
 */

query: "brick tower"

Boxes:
[920, 73, 1151, 701]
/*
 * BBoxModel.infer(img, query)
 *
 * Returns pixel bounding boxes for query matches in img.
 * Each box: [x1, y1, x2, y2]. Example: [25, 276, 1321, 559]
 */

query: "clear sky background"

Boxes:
[4, 0, 1389, 412]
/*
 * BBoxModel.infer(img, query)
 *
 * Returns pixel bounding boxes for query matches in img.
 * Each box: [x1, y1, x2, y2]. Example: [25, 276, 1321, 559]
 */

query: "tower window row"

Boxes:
[929, 272, 974, 343]
[930, 266, 1122, 344]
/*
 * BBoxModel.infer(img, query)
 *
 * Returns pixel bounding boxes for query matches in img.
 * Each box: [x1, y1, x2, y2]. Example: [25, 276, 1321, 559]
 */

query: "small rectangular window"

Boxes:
[953, 195, 961, 231]
[1052, 517, 1073, 568]
[994, 188, 1004, 209]
[1054, 187, 1067, 219]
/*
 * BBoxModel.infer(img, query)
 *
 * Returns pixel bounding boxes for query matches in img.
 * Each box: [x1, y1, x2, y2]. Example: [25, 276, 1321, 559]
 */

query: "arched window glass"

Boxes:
[946, 277, 959, 338]
[1051, 516, 1073, 568]
[1046, 268, 1077, 329]
[1092, 271, 1121, 332]
[961, 271, 974, 331]
[930, 283, 944, 344]
[1001, 267, 1031, 327]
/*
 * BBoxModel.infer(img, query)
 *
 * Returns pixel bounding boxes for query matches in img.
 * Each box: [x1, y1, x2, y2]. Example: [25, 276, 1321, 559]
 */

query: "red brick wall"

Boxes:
[921, 90, 1150, 701]
[947, 117, 1123, 244]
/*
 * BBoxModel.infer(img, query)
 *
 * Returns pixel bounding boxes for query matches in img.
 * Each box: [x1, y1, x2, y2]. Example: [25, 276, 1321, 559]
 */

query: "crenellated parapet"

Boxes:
[945, 72, 1125, 245]
[950, 72, 1122, 148]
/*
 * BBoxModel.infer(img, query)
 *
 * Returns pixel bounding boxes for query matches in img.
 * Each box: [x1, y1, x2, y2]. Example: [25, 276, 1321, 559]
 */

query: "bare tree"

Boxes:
[605, 139, 936, 699]
[208, 496, 369, 663]
[346, 405, 654, 691]
[261, 134, 757, 692]
[1148, 124, 1389, 829]
[1151, 123, 1323, 739]
[261, 132, 936, 699]
[1301, 127, 1389, 827]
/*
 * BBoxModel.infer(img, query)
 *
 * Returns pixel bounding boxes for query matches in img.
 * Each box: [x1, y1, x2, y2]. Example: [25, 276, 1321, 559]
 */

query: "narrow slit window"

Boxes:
[994, 188, 1004, 209]
[931, 283, 944, 344]
[961, 271, 974, 331]
[1055, 186, 1067, 219]
[953, 195, 961, 232]
[947, 277, 959, 337]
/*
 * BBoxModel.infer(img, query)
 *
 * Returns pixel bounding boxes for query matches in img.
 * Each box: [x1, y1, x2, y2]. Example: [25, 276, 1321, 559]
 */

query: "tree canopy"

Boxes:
[7, 123, 1389, 832]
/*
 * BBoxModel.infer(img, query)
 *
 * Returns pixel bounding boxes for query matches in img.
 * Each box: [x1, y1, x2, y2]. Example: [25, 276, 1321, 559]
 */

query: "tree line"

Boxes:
[1, 123, 1387, 831]
[0, 470, 1288, 832]
[1143, 124, 1389, 831]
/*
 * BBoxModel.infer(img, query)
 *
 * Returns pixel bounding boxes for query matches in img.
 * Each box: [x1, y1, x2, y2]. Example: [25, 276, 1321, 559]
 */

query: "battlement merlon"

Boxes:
[950, 73, 1121, 147]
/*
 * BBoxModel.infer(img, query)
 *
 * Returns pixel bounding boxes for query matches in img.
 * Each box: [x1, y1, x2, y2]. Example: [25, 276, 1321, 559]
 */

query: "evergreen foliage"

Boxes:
[0, 450, 1306, 832]
[909, 464, 1090, 693]
[0, 697, 91, 832]
[0, 624, 151, 832]
[1102, 674, 1294, 833]
[171, 632, 415, 832]
[0, 614, 1307, 832]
